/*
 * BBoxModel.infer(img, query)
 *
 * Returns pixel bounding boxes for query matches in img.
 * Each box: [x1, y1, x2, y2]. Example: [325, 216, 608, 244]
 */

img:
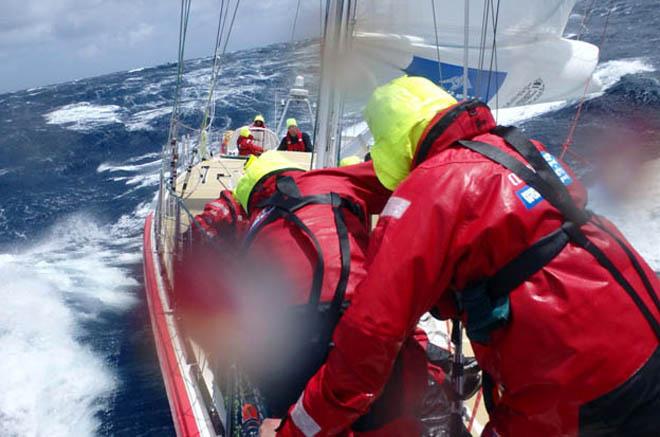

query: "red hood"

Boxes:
[412, 100, 496, 168]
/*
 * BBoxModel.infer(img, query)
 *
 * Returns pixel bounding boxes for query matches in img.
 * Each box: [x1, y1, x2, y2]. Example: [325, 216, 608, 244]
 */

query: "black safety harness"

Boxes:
[244, 175, 364, 313]
[444, 126, 660, 341]
[242, 175, 365, 416]
[423, 120, 660, 345]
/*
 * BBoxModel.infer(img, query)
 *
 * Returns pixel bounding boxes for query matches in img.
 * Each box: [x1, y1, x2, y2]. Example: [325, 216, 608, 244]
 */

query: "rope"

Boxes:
[431, 0, 443, 84]
[467, 389, 483, 433]
[577, 0, 598, 41]
[560, 1, 614, 161]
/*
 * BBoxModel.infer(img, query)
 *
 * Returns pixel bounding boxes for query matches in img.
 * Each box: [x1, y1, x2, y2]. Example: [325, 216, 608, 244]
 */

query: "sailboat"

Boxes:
[142, 1, 601, 435]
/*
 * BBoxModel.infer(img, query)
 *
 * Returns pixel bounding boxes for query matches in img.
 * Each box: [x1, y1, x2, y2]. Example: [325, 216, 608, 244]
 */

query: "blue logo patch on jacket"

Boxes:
[515, 152, 572, 209]
[541, 151, 573, 186]
[516, 186, 543, 209]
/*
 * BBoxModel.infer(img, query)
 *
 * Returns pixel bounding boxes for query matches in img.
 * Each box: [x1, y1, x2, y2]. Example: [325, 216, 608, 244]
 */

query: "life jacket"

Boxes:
[418, 101, 660, 413]
[242, 175, 365, 417]
[284, 131, 305, 152]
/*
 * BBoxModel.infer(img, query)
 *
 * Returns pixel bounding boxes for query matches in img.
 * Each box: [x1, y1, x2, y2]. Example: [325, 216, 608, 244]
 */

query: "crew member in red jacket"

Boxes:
[235, 151, 457, 434]
[175, 188, 250, 353]
[278, 118, 313, 152]
[275, 76, 660, 436]
[237, 126, 264, 156]
[191, 189, 248, 243]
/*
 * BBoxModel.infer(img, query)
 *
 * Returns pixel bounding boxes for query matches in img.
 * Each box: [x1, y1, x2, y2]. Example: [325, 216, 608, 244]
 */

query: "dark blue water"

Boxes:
[0, 1, 657, 435]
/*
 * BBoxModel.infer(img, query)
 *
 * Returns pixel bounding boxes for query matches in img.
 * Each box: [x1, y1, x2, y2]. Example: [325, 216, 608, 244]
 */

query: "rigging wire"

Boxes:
[474, 0, 491, 98]
[561, 1, 614, 161]
[201, 0, 241, 132]
[320, 0, 324, 38]
[291, 0, 302, 42]
[430, 0, 444, 85]
[577, 0, 598, 41]
[202, 0, 228, 130]
[310, 0, 332, 168]
[180, 0, 242, 197]
[168, 0, 193, 144]
[486, 0, 501, 113]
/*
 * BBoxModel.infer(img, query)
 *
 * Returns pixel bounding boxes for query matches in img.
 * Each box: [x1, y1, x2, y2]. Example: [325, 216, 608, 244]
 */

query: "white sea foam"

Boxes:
[0, 205, 146, 436]
[495, 58, 656, 125]
[97, 159, 160, 174]
[594, 57, 655, 90]
[44, 102, 125, 132]
[125, 106, 172, 131]
[125, 151, 161, 163]
[98, 156, 162, 191]
[0, 264, 115, 437]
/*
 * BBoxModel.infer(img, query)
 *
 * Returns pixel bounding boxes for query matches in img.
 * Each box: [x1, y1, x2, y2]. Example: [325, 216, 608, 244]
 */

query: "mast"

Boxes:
[313, 0, 353, 169]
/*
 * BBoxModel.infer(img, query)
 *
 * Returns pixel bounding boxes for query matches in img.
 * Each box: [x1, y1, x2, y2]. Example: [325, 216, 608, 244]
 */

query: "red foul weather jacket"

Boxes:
[245, 161, 390, 306]
[175, 190, 249, 314]
[279, 101, 660, 436]
[192, 189, 248, 242]
[237, 134, 264, 156]
[242, 162, 448, 430]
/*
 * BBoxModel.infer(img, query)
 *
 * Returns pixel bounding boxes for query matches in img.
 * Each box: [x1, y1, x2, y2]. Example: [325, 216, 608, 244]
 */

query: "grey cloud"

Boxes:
[0, 0, 320, 92]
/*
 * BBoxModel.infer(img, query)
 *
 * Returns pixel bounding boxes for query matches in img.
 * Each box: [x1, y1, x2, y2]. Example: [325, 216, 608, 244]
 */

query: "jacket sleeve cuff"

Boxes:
[276, 396, 319, 437]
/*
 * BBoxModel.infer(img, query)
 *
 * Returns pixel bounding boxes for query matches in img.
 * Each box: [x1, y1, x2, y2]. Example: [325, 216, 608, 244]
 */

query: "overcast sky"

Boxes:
[0, 0, 320, 93]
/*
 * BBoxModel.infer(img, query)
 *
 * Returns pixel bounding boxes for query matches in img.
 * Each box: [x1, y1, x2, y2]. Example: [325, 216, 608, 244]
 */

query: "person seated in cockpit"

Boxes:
[252, 114, 266, 129]
[277, 118, 313, 152]
[236, 126, 264, 157]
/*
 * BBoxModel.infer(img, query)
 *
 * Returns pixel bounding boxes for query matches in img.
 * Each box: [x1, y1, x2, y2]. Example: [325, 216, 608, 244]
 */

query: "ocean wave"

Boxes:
[98, 155, 162, 192]
[97, 159, 160, 174]
[0, 208, 6, 233]
[594, 57, 656, 91]
[125, 106, 172, 131]
[493, 57, 656, 125]
[44, 102, 126, 132]
[0, 206, 146, 436]
[124, 151, 161, 163]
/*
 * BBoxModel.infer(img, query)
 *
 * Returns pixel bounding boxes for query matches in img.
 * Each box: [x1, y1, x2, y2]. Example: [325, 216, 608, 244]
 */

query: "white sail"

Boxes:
[342, 0, 601, 108]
